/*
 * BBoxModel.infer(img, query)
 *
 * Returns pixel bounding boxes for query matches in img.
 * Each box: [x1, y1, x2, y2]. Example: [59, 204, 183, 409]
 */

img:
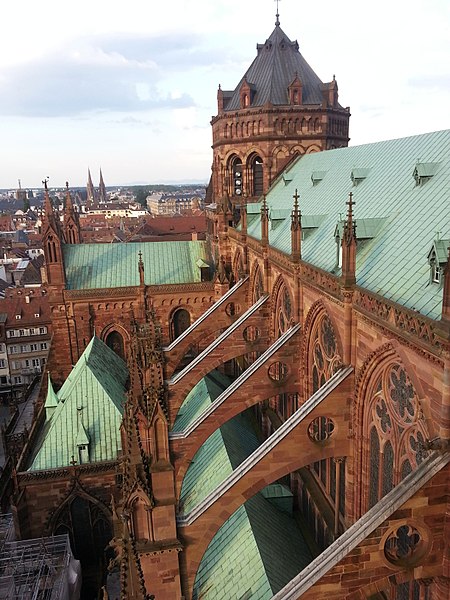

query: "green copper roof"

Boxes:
[172, 370, 230, 433]
[180, 411, 261, 513]
[247, 130, 450, 319]
[193, 494, 312, 600]
[29, 336, 128, 470]
[63, 240, 210, 290]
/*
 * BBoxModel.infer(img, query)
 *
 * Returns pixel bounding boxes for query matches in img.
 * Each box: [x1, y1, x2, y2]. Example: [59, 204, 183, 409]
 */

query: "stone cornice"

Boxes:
[17, 460, 118, 483]
[354, 288, 445, 359]
[64, 281, 214, 300]
[212, 104, 349, 124]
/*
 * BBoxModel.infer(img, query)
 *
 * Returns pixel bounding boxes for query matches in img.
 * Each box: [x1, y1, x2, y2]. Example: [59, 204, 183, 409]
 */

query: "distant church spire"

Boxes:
[86, 168, 96, 209]
[98, 168, 107, 204]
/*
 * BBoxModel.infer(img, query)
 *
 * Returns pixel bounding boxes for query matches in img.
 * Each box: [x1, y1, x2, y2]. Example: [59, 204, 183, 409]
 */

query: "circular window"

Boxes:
[308, 417, 335, 442]
[268, 361, 288, 382]
[225, 302, 240, 317]
[383, 524, 427, 567]
[243, 326, 260, 342]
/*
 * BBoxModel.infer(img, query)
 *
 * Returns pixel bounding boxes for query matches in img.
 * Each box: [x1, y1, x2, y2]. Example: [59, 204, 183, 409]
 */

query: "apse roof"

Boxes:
[63, 240, 210, 289]
[246, 129, 450, 320]
[223, 23, 329, 110]
[28, 336, 128, 470]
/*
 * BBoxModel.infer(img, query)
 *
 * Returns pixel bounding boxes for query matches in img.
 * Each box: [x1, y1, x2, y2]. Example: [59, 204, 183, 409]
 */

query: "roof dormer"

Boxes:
[311, 171, 327, 186]
[240, 77, 256, 109]
[288, 74, 302, 105]
[351, 168, 370, 186]
[413, 162, 439, 186]
[427, 237, 450, 285]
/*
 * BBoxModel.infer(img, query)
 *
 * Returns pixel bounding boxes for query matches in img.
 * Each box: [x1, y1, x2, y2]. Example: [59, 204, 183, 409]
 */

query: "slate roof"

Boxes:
[63, 240, 210, 289]
[29, 336, 128, 470]
[246, 130, 450, 319]
[223, 23, 330, 110]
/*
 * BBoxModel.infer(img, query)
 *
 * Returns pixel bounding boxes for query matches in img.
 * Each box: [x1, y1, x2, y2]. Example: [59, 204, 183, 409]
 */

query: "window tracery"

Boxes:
[310, 313, 341, 395]
[367, 361, 429, 509]
[274, 282, 292, 338]
[307, 312, 344, 521]
[252, 265, 264, 302]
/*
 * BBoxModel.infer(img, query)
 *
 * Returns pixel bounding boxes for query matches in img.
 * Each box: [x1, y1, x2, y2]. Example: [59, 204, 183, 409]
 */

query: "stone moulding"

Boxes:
[64, 282, 214, 300]
[18, 460, 119, 482]
[301, 263, 342, 299]
[355, 288, 444, 355]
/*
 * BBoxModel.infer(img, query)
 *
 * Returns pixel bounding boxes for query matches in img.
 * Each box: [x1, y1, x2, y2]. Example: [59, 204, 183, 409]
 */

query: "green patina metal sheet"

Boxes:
[172, 370, 230, 433]
[192, 483, 312, 600]
[179, 412, 260, 514]
[29, 336, 128, 470]
[246, 130, 450, 319]
[63, 240, 210, 289]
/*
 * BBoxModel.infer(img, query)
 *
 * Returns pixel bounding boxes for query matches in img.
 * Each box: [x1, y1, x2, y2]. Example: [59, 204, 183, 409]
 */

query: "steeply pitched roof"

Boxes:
[63, 240, 211, 289]
[247, 130, 450, 319]
[223, 23, 327, 110]
[29, 336, 128, 470]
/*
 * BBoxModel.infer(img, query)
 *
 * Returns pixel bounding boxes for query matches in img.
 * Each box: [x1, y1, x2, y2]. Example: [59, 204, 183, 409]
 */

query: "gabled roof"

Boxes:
[223, 23, 328, 110]
[63, 240, 211, 289]
[246, 130, 450, 319]
[29, 336, 128, 470]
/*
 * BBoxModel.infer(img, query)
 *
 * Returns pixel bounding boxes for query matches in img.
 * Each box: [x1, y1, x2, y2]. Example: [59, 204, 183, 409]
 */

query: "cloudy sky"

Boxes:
[1, 0, 449, 189]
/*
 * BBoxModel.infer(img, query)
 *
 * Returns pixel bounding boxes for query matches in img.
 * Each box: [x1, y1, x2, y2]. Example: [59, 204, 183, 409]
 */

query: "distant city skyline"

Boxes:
[1, 0, 449, 189]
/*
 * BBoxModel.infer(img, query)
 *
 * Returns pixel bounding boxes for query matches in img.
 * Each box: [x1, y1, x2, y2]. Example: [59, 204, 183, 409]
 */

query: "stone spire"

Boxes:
[63, 181, 82, 244]
[42, 178, 66, 288]
[98, 168, 107, 204]
[86, 168, 96, 209]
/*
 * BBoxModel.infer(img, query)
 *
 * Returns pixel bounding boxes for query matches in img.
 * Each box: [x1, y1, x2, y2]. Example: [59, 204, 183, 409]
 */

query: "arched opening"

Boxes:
[170, 308, 191, 342]
[228, 155, 243, 197]
[248, 154, 263, 197]
[105, 330, 125, 360]
[273, 279, 293, 339]
[54, 496, 112, 597]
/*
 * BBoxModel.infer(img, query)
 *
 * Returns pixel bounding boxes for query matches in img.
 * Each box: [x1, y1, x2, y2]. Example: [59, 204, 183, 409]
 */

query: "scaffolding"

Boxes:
[0, 518, 81, 600]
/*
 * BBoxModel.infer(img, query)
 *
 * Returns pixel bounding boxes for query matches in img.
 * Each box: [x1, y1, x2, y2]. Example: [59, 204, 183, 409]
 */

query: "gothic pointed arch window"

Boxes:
[46, 234, 57, 263]
[232, 250, 245, 282]
[308, 311, 343, 507]
[274, 281, 293, 338]
[170, 308, 191, 342]
[247, 153, 263, 197]
[54, 496, 112, 566]
[365, 360, 430, 510]
[308, 312, 342, 396]
[251, 263, 264, 303]
[131, 496, 151, 542]
[227, 155, 243, 197]
[105, 330, 125, 360]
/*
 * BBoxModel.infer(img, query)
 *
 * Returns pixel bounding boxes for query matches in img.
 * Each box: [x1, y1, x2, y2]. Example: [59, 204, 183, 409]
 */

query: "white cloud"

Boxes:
[0, 0, 449, 187]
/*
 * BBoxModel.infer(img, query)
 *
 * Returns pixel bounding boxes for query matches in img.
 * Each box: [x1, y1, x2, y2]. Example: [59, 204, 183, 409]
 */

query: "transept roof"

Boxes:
[63, 240, 210, 289]
[29, 336, 128, 470]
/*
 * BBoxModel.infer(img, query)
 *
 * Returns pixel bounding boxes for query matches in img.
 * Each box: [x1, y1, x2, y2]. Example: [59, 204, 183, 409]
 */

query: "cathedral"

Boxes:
[10, 12, 450, 600]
